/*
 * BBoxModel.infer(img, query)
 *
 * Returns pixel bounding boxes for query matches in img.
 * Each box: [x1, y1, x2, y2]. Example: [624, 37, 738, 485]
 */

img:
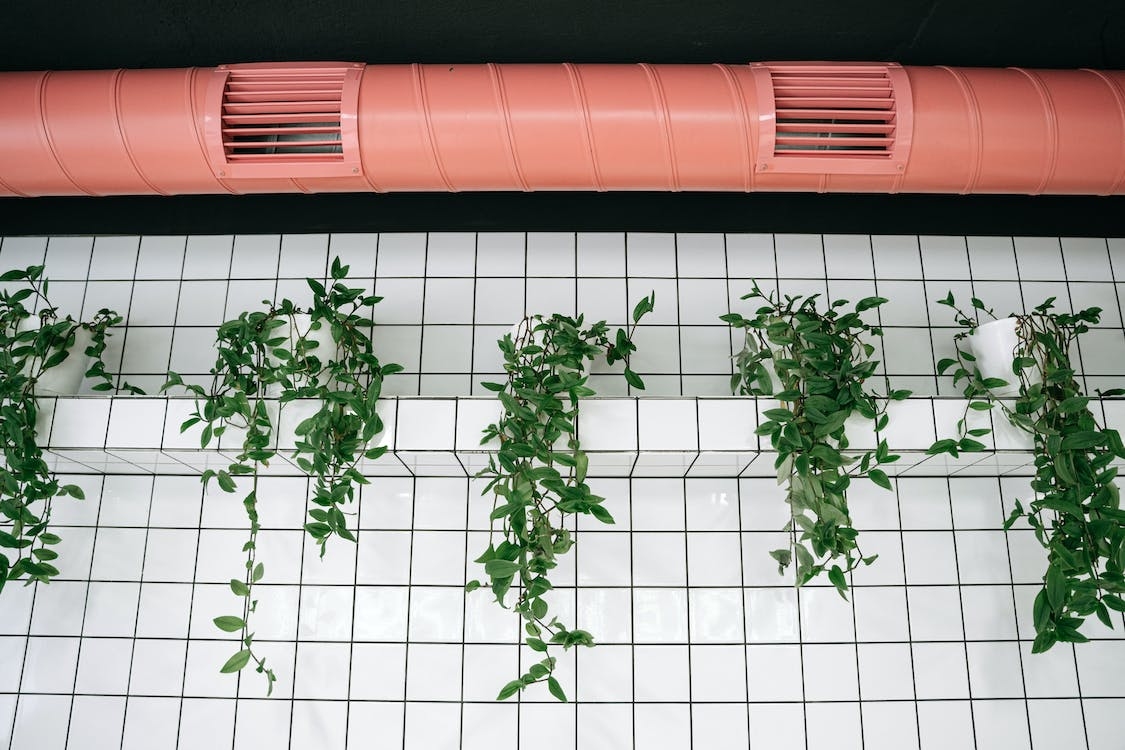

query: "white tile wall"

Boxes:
[1, 233, 1124, 750]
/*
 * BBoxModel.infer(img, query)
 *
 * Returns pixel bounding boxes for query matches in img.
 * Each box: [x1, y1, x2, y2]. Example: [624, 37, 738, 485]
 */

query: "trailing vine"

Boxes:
[931, 293, 1125, 651]
[1, 265, 137, 595]
[467, 294, 655, 702]
[722, 284, 909, 598]
[163, 257, 401, 693]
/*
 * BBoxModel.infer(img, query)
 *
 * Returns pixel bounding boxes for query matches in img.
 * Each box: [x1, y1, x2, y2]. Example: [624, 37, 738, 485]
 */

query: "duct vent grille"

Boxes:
[752, 63, 913, 175]
[206, 63, 363, 179]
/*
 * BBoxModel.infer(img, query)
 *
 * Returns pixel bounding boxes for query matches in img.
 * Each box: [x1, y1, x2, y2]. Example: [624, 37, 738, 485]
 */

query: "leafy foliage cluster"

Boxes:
[468, 294, 654, 701]
[0, 265, 131, 595]
[163, 258, 402, 692]
[722, 284, 910, 598]
[932, 294, 1125, 652]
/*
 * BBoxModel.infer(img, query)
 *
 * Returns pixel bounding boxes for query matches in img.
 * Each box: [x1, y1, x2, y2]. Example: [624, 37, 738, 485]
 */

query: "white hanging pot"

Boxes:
[21, 322, 94, 396]
[969, 317, 1041, 397]
[264, 313, 342, 448]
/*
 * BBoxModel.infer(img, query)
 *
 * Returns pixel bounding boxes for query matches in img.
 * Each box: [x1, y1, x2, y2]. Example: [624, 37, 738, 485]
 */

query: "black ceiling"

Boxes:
[4, 0, 1125, 71]
[2, 0, 1124, 236]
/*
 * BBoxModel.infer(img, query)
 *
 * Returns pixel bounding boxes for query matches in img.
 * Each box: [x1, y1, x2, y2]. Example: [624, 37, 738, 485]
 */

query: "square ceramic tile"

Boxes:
[576, 587, 631, 644]
[89, 236, 139, 279]
[578, 277, 628, 325]
[526, 232, 575, 276]
[375, 234, 427, 276]
[405, 644, 462, 700]
[748, 703, 804, 750]
[577, 703, 632, 750]
[973, 699, 1031, 750]
[576, 645, 632, 701]
[633, 589, 689, 643]
[230, 234, 281, 278]
[912, 642, 970, 698]
[67, 696, 126, 749]
[823, 234, 873, 279]
[474, 277, 524, 324]
[902, 531, 959, 584]
[968, 236, 1018, 279]
[577, 233, 626, 276]
[904, 585, 964, 640]
[862, 702, 920, 750]
[524, 277, 576, 317]
[426, 232, 476, 276]
[1063, 237, 1114, 281]
[627, 233, 677, 277]
[806, 703, 862, 750]
[959, 585, 1018, 640]
[917, 700, 975, 750]
[919, 235, 971, 279]
[637, 399, 697, 451]
[853, 586, 910, 641]
[677, 233, 726, 277]
[872, 235, 922, 278]
[686, 532, 742, 585]
[632, 532, 687, 586]
[633, 645, 690, 700]
[121, 697, 180, 750]
[805, 643, 855, 701]
[774, 234, 824, 278]
[858, 641, 916, 700]
[689, 588, 745, 643]
[475, 233, 525, 277]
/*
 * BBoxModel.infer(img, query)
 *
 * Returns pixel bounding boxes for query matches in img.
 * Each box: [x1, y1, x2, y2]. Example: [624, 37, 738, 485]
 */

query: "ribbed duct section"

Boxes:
[0, 62, 1122, 197]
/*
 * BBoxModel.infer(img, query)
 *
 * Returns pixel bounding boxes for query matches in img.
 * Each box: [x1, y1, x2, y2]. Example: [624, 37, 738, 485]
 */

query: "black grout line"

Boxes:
[58, 476, 105, 750]
[399, 477, 418, 750]
[944, 475, 980, 750]
[116, 474, 156, 750]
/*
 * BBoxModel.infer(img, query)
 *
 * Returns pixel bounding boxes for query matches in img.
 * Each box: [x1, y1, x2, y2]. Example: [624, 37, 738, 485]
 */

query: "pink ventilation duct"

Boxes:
[1, 62, 1123, 197]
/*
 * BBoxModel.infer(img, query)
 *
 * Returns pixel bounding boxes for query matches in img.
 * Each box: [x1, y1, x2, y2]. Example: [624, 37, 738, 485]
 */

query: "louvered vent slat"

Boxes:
[769, 65, 898, 160]
[220, 67, 348, 162]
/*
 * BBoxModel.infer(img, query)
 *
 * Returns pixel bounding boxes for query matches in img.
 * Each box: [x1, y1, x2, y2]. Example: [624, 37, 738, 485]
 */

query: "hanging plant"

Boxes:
[467, 293, 655, 702]
[931, 293, 1125, 652]
[1, 265, 138, 595]
[163, 257, 401, 693]
[721, 284, 909, 598]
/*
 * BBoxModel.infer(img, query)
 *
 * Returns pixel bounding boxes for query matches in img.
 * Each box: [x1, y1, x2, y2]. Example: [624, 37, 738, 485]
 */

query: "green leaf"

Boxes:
[547, 676, 568, 702]
[1060, 432, 1104, 451]
[213, 615, 246, 633]
[1103, 594, 1125, 612]
[855, 296, 888, 313]
[828, 565, 849, 597]
[588, 503, 615, 525]
[496, 680, 524, 701]
[1046, 565, 1066, 611]
[485, 559, 521, 578]
[527, 637, 548, 652]
[230, 579, 250, 597]
[219, 650, 252, 673]
[1057, 396, 1090, 414]
[623, 368, 645, 390]
[868, 469, 892, 491]
[216, 472, 236, 493]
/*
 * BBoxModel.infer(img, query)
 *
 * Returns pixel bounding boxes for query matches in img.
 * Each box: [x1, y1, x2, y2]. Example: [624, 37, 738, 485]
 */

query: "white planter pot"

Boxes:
[969, 318, 1040, 397]
[263, 314, 341, 447]
[28, 326, 93, 396]
[264, 313, 339, 370]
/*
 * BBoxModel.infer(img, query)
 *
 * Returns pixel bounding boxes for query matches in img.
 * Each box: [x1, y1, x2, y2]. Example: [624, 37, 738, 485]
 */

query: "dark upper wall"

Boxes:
[2, 0, 1124, 71]
[1, 0, 1123, 236]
